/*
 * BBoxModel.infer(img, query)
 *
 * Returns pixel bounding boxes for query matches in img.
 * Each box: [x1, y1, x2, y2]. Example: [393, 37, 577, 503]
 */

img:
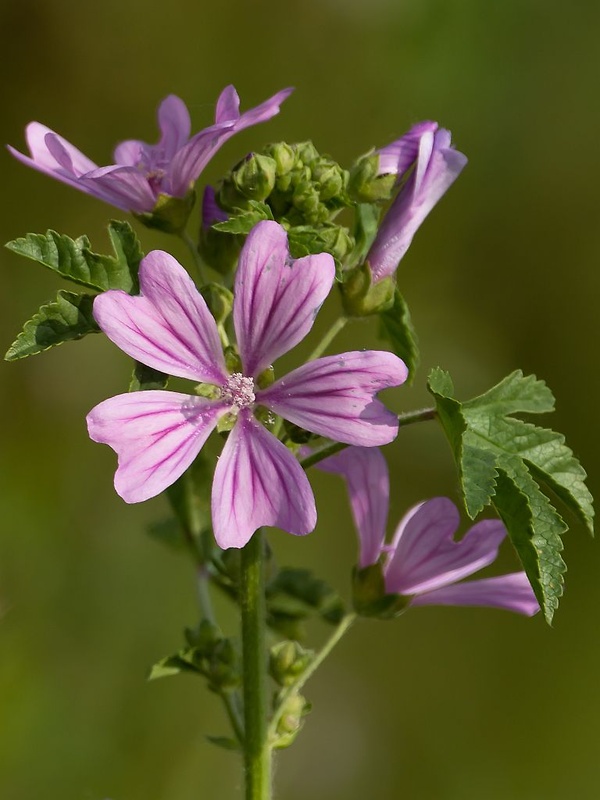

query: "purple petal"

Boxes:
[376, 121, 438, 177]
[233, 220, 335, 377]
[258, 351, 407, 446]
[168, 87, 293, 196]
[81, 165, 157, 213]
[215, 85, 241, 123]
[211, 411, 316, 549]
[410, 572, 540, 616]
[93, 250, 227, 384]
[367, 127, 468, 283]
[113, 139, 146, 166]
[384, 499, 507, 595]
[202, 185, 229, 230]
[317, 446, 389, 568]
[166, 121, 236, 197]
[223, 86, 294, 130]
[157, 95, 191, 157]
[87, 391, 227, 503]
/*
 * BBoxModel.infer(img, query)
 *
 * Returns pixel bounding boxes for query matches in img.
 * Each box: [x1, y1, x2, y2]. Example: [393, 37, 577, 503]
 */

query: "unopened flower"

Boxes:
[318, 447, 539, 615]
[8, 86, 292, 214]
[366, 122, 468, 283]
[87, 221, 408, 548]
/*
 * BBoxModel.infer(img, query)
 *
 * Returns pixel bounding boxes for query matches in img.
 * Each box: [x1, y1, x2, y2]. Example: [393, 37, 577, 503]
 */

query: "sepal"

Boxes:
[340, 262, 395, 316]
[134, 189, 196, 234]
[352, 563, 410, 619]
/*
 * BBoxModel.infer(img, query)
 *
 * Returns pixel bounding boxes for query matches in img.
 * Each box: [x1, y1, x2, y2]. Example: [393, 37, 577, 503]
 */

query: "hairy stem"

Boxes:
[240, 530, 271, 799]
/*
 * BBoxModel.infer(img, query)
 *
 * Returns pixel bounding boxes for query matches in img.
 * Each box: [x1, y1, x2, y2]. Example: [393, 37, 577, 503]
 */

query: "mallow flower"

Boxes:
[318, 447, 539, 615]
[87, 221, 408, 548]
[8, 85, 292, 214]
[366, 121, 468, 283]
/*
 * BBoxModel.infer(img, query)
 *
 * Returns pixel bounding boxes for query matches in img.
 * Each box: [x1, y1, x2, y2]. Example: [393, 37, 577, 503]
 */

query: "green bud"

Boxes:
[352, 564, 410, 619]
[341, 262, 395, 317]
[312, 159, 346, 202]
[269, 641, 314, 687]
[292, 180, 321, 222]
[271, 692, 311, 749]
[318, 225, 354, 263]
[134, 190, 196, 235]
[348, 154, 396, 203]
[185, 619, 223, 652]
[233, 153, 277, 201]
[263, 142, 296, 176]
[200, 283, 233, 326]
[293, 141, 320, 169]
[207, 638, 241, 692]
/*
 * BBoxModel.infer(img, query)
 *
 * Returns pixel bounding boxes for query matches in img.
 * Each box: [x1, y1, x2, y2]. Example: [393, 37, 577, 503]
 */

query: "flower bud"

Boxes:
[185, 618, 223, 652]
[340, 262, 395, 317]
[293, 141, 320, 169]
[348, 154, 396, 203]
[318, 225, 354, 263]
[312, 159, 346, 202]
[263, 142, 296, 176]
[269, 640, 314, 687]
[271, 692, 311, 749]
[233, 153, 277, 201]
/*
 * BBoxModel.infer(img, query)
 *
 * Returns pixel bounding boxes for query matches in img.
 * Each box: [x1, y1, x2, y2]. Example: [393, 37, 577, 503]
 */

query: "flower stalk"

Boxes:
[240, 530, 271, 800]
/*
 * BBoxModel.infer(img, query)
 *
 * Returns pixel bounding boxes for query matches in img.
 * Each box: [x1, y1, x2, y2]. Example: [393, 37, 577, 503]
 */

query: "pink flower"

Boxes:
[87, 222, 408, 548]
[367, 122, 468, 283]
[8, 86, 292, 214]
[318, 447, 539, 615]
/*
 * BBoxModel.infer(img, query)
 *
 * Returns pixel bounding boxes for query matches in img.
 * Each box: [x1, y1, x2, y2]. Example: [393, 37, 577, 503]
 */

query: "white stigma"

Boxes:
[220, 373, 256, 409]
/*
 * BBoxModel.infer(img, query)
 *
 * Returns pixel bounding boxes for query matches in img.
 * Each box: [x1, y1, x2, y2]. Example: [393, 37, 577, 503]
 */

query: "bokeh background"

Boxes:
[1, 1, 599, 798]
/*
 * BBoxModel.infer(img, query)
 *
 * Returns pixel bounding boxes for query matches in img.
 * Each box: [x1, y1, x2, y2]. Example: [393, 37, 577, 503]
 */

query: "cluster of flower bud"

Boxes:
[217, 141, 350, 227]
[184, 619, 242, 693]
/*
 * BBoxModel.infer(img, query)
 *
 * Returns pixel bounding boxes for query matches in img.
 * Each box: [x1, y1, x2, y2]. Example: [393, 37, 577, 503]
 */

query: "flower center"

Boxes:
[220, 373, 256, 409]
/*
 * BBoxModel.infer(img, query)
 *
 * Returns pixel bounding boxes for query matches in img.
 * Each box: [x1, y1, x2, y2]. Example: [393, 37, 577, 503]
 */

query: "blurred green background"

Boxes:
[1, 1, 599, 798]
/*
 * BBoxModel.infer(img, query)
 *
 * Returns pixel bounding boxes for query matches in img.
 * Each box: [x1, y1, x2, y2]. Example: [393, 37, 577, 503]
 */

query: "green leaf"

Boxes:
[5, 220, 143, 293]
[148, 651, 201, 681]
[266, 567, 346, 637]
[212, 200, 274, 234]
[5, 291, 99, 360]
[428, 368, 594, 623]
[378, 288, 420, 383]
[129, 362, 168, 391]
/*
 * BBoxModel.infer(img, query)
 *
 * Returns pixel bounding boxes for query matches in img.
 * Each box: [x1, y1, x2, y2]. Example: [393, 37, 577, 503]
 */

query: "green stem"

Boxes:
[180, 230, 207, 285]
[307, 315, 348, 361]
[240, 530, 271, 800]
[267, 613, 357, 742]
[300, 407, 437, 469]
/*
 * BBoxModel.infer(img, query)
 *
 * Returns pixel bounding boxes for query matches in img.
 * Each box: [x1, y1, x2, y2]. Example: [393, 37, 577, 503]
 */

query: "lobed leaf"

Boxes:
[5, 220, 143, 293]
[428, 367, 594, 623]
[5, 291, 99, 360]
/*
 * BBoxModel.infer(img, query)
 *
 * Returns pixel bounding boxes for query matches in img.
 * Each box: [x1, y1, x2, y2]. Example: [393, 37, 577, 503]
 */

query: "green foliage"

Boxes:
[6, 220, 143, 293]
[266, 567, 346, 638]
[213, 200, 274, 234]
[428, 368, 594, 622]
[5, 291, 98, 360]
[378, 288, 420, 382]
[129, 362, 168, 391]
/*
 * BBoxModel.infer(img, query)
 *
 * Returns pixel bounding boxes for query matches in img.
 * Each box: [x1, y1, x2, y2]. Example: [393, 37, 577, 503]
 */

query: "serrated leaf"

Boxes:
[378, 289, 420, 383]
[213, 200, 274, 234]
[428, 367, 594, 622]
[5, 220, 143, 292]
[5, 291, 99, 360]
